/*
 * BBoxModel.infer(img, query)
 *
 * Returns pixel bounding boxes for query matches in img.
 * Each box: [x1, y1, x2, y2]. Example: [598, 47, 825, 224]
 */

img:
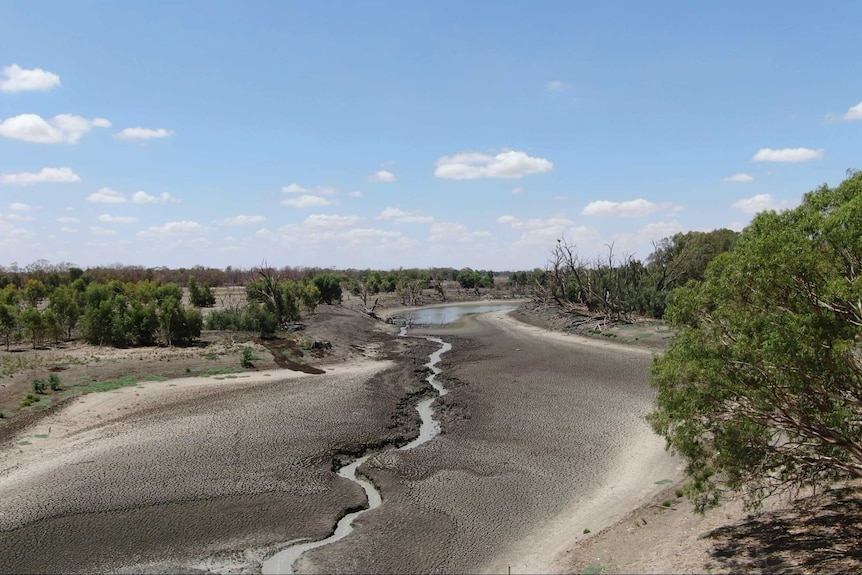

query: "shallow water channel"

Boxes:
[402, 302, 517, 326]
[262, 326, 456, 574]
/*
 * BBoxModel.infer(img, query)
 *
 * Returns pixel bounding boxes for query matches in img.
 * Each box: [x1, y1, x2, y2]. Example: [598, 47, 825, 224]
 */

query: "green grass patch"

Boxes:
[33, 434, 48, 439]
[17, 440, 31, 446]
[654, 478, 673, 485]
[75, 375, 137, 393]
[143, 375, 169, 382]
[581, 564, 609, 575]
[203, 352, 219, 360]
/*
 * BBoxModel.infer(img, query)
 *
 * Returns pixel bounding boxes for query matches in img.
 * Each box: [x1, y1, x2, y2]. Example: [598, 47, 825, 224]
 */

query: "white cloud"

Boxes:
[369, 170, 396, 183]
[137, 220, 204, 239]
[303, 214, 362, 228]
[61, 227, 78, 233]
[496, 214, 598, 250]
[732, 194, 794, 214]
[722, 173, 754, 183]
[89, 226, 118, 236]
[57, 216, 79, 223]
[6, 213, 32, 222]
[511, 186, 525, 195]
[509, 217, 599, 248]
[1, 166, 80, 185]
[97, 214, 138, 223]
[115, 127, 175, 141]
[751, 147, 824, 162]
[434, 149, 554, 180]
[546, 80, 564, 92]
[86, 187, 126, 203]
[428, 222, 492, 243]
[377, 207, 434, 223]
[282, 195, 332, 208]
[282, 183, 337, 195]
[635, 220, 686, 242]
[8, 202, 31, 211]
[86, 188, 178, 204]
[0, 113, 110, 143]
[0, 64, 61, 93]
[348, 190, 363, 198]
[131, 191, 179, 204]
[214, 214, 266, 226]
[843, 102, 862, 121]
[345, 228, 406, 245]
[282, 183, 307, 193]
[582, 198, 662, 217]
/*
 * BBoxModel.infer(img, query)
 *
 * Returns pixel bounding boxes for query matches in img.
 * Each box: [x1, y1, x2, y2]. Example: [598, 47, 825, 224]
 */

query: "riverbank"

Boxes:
[0, 309, 440, 573]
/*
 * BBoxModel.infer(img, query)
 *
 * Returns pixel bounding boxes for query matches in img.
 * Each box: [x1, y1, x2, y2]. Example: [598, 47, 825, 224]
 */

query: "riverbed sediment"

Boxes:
[0, 306, 680, 574]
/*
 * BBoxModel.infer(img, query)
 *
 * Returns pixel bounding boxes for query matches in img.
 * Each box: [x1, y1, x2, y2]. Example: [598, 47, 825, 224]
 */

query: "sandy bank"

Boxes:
[0, 348, 435, 574]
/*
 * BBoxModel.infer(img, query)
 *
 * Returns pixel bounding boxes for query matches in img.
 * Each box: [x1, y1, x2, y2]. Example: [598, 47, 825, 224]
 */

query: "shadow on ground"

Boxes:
[706, 486, 862, 573]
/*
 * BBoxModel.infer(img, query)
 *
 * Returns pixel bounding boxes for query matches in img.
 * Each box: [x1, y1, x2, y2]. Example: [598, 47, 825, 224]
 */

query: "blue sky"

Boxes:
[1, 1, 860, 270]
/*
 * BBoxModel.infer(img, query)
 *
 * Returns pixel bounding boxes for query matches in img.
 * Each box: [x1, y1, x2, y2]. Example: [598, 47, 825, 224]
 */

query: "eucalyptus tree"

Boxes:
[649, 171, 862, 511]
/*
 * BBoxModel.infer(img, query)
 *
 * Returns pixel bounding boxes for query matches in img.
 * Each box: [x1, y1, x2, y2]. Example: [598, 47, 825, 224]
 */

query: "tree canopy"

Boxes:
[649, 170, 862, 512]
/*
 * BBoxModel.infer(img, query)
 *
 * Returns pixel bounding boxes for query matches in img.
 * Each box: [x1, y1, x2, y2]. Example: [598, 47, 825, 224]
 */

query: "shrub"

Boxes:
[32, 378, 47, 394]
[240, 347, 259, 368]
[48, 373, 61, 391]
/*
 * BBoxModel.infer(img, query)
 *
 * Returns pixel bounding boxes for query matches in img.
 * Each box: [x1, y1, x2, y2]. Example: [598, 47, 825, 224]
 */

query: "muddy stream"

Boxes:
[262, 332, 452, 574]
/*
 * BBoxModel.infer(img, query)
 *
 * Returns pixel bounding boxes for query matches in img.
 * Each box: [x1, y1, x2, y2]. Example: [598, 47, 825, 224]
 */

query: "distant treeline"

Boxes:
[0, 264, 509, 350]
[0, 229, 737, 349]
[0, 262, 503, 292]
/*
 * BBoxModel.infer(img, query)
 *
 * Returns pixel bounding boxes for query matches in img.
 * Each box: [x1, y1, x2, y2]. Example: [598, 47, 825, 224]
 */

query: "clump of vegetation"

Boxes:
[32, 378, 47, 394]
[48, 373, 61, 391]
[20, 393, 40, 407]
[240, 347, 259, 368]
[187, 276, 216, 307]
[583, 528, 591, 534]
[649, 170, 862, 512]
[661, 499, 674, 508]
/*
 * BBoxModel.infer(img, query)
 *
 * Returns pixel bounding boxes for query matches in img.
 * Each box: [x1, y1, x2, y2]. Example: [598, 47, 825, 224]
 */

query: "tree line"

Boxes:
[532, 228, 741, 324]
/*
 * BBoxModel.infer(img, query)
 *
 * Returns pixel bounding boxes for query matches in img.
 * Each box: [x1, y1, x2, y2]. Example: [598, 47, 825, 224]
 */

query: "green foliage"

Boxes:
[312, 273, 343, 305]
[188, 276, 216, 307]
[0, 303, 18, 351]
[48, 373, 61, 391]
[205, 304, 278, 337]
[77, 375, 137, 393]
[20, 393, 41, 408]
[246, 266, 303, 328]
[20, 306, 45, 349]
[649, 171, 862, 512]
[32, 378, 47, 394]
[240, 347, 260, 368]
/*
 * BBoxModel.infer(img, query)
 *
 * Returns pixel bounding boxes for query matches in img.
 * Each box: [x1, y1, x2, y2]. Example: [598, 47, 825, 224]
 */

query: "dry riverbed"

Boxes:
[1, 302, 858, 573]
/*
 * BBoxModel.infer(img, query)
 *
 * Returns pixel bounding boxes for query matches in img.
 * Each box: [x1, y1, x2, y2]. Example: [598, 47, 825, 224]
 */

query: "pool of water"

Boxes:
[404, 303, 517, 326]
